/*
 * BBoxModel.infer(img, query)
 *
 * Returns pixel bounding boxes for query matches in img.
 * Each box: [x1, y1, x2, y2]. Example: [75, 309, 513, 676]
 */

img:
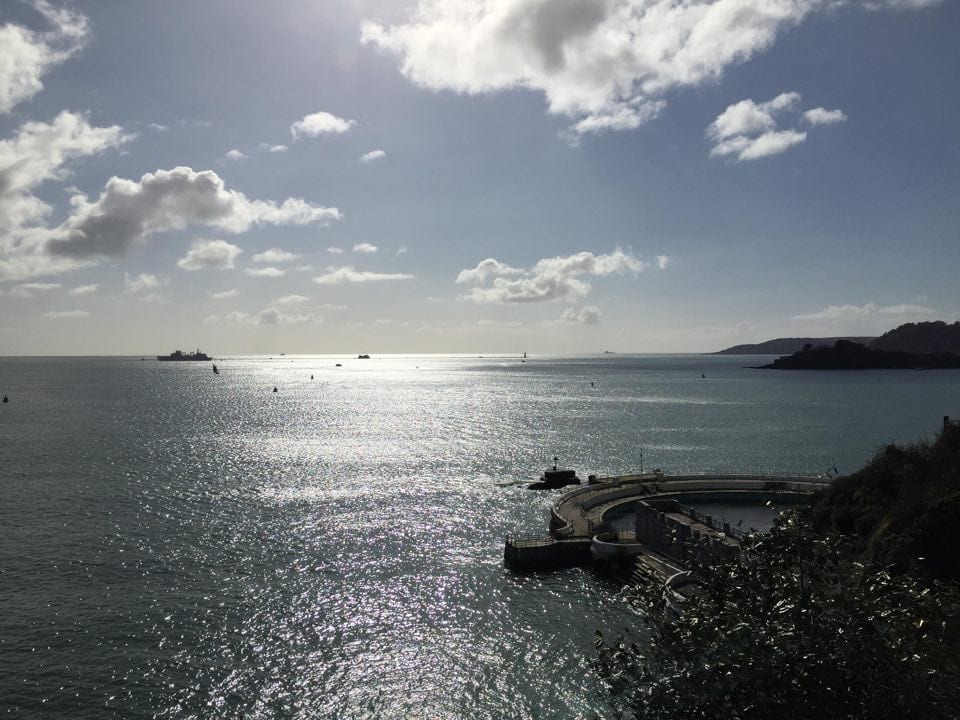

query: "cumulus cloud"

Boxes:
[209, 288, 239, 299]
[290, 111, 355, 139]
[177, 238, 242, 271]
[359, 149, 386, 163]
[0, 1, 89, 114]
[0, 111, 129, 233]
[361, 0, 921, 139]
[245, 266, 286, 278]
[707, 92, 817, 160]
[271, 294, 310, 306]
[353, 242, 378, 254]
[396, 245, 408, 256]
[252, 247, 299, 264]
[459, 248, 653, 304]
[313, 266, 415, 284]
[562, 305, 602, 324]
[327, 246, 344, 255]
[124, 272, 167, 295]
[656, 255, 671, 270]
[225, 305, 320, 326]
[802, 107, 847, 126]
[45, 166, 341, 259]
[259, 143, 288, 153]
[224, 148, 247, 161]
[69, 283, 98, 295]
[45, 309, 89, 319]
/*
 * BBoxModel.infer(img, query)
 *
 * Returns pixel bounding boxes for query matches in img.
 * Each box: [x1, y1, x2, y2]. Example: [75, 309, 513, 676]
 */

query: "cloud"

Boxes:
[792, 302, 937, 321]
[124, 272, 167, 295]
[0, 111, 129, 234]
[396, 245, 408, 256]
[224, 148, 247, 161]
[456, 258, 523, 285]
[259, 143, 288, 153]
[148, 123, 169, 132]
[458, 248, 652, 304]
[209, 288, 239, 299]
[252, 247, 299, 264]
[0, 1, 89, 114]
[245, 266, 286, 277]
[8, 281, 60, 298]
[69, 283, 98, 295]
[290, 111, 355, 139]
[359, 149, 386, 163]
[313, 266, 415, 285]
[562, 305, 602, 324]
[326, 246, 344, 255]
[366, 1, 891, 139]
[353, 242, 378, 254]
[707, 91, 847, 160]
[177, 238, 242, 271]
[45, 166, 341, 259]
[202, 314, 219, 325]
[477, 319, 523, 328]
[656, 255, 670, 270]
[271, 294, 310, 306]
[45, 309, 89, 319]
[802, 107, 847, 126]
[226, 305, 320, 326]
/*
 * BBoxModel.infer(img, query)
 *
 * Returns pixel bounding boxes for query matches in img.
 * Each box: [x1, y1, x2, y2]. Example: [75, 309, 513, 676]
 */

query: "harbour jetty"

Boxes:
[505, 471, 831, 580]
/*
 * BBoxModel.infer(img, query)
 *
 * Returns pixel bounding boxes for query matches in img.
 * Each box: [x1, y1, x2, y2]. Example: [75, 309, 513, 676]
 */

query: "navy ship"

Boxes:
[157, 348, 212, 361]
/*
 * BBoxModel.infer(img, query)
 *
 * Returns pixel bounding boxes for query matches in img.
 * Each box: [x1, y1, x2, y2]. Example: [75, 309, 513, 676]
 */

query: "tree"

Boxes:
[595, 515, 960, 719]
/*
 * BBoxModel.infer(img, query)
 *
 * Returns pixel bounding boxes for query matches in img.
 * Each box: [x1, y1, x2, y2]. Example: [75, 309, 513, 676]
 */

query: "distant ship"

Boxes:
[157, 348, 212, 361]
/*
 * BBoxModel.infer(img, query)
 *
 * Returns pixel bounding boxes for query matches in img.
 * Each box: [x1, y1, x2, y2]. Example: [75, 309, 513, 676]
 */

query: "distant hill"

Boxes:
[871, 321, 960, 355]
[760, 339, 960, 370]
[711, 337, 875, 355]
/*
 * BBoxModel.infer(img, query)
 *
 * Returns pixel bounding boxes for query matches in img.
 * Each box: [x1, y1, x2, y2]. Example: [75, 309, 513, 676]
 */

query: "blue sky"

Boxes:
[0, 0, 957, 354]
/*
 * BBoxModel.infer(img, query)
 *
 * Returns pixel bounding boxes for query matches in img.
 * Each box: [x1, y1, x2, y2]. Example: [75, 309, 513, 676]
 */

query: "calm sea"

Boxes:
[1, 354, 957, 718]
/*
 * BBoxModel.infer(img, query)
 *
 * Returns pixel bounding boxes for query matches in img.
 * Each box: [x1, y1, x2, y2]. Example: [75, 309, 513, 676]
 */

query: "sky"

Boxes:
[0, 0, 958, 355]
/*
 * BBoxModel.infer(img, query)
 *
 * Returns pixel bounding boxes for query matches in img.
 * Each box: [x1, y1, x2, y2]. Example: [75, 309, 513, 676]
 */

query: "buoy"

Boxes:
[310, 374, 314, 380]
[2, 395, 7, 403]
[273, 387, 278, 393]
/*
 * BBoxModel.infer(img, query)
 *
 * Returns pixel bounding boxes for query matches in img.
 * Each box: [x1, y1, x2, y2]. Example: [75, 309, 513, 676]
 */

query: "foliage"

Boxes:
[595, 516, 960, 719]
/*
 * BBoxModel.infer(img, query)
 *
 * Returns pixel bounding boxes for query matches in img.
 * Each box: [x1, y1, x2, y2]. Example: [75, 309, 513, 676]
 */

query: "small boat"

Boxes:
[357, 354, 371, 359]
[212, 364, 219, 374]
[335, 363, 342, 367]
[2, 395, 7, 403]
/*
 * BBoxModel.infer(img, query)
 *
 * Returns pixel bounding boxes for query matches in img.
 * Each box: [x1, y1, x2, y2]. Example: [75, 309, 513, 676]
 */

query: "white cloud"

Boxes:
[363, 1, 877, 139]
[124, 272, 167, 294]
[201, 314, 220, 325]
[259, 143, 288, 153]
[364, 1, 924, 139]
[290, 111, 355, 139]
[359, 149, 386, 163]
[0, 111, 128, 237]
[271, 294, 310, 306]
[226, 306, 320, 326]
[396, 245, 408, 256]
[224, 149, 247, 161]
[456, 258, 523, 285]
[8, 281, 60, 298]
[656, 255, 670, 270]
[792, 302, 937, 321]
[313, 266, 415, 285]
[148, 123, 169, 132]
[459, 248, 651, 304]
[0, 1, 89, 114]
[707, 92, 830, 161]
[45, 309, 89, 319]
[69, 283, 98, 295]
[802, 107, 847, 126]
[177, 238, 242, 271]
[44, 166, 341, 259]
[562, 305, 602, 324]
[245, 266, 286, 278]
[353, 242, 378, 254]
[252, 247, 299, 264]
[327, 246, 344, 255]
[209, 288, 239, 299]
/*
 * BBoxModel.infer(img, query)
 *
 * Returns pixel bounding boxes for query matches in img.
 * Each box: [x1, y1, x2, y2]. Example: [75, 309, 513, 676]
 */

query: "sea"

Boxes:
[1, 354, 957, 719]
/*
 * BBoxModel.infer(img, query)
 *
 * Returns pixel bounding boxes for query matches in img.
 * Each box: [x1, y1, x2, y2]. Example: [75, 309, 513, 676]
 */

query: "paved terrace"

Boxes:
[549, 472, 832, 539]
